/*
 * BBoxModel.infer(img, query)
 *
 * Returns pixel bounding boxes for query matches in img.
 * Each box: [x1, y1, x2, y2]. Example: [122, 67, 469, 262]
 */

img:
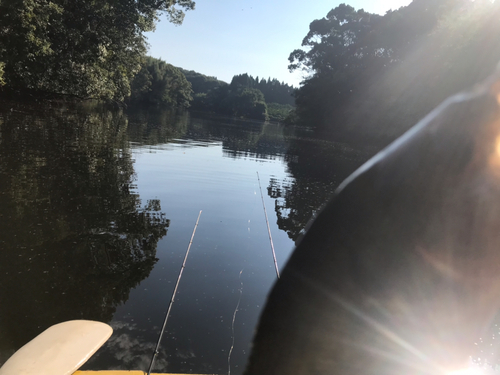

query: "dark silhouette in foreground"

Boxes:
[245, 70, 500, 374]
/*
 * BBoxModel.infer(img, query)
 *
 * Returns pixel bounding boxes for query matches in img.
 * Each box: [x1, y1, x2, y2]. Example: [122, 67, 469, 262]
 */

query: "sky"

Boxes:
[145, 0, 413, 87]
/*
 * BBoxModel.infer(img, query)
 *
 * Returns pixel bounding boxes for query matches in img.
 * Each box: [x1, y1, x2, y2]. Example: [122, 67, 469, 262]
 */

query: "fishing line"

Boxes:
[257, 171, 280, 279]
[227, 269, 244, 375]
[147, 210, 202, 375]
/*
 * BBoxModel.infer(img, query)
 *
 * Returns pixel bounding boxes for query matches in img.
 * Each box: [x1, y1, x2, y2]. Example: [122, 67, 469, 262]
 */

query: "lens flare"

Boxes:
[448, 367, 490, 375]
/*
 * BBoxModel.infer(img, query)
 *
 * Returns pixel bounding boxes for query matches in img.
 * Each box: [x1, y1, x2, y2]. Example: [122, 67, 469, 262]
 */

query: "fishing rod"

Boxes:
[147, 210, 203, 375]
[227, 269, 244, 375]
[256, 172, 280, 279]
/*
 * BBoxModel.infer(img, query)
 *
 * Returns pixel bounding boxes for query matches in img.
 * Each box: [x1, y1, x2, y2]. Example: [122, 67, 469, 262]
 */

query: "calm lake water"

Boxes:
[0, 103, 369, 374]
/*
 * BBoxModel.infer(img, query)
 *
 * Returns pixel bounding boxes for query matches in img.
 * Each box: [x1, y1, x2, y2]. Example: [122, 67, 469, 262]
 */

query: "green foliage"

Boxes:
[187, 70, 295, 121]
[180, 68, 227, 94]
[232, 88, 268, 120]
[130, 57, 193, 108]
[192, 92, 210, 111]
[163, 0, 196, 24]
[267, 103, 294, 122]
[283, 109, 299, 125]
[289, 3, 388, 128]
[289, 4, 384, 75]
[203, 85, 233, 115]
[289, 0, 500, 142]
[231, 73, 295, 106]
[198, 85, 267, 120]
[0, 0, 194, 101]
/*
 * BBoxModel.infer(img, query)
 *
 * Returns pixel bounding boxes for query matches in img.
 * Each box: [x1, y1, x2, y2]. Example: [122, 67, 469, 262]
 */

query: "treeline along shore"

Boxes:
[289, 0, 500, 147]
[0, 0, 295, 122]
[1, 0, 500, 145]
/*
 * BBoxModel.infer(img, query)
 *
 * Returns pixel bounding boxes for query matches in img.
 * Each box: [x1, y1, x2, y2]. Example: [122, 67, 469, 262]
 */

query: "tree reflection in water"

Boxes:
[0, 105, 378, 372]
[269, 134, 371, 242]
[0, 103, 170, 363]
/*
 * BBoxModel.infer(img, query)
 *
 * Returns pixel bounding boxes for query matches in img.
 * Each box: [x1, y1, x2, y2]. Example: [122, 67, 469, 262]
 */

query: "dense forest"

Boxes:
[288, 0, 500, 145]
[186, 72, 296, 121]
[129, 56, 193, 108]
[0, 0, 297, 121]
[2, 0, 500, 134]
[0, 0, 295, 121]
[0, 0, 194, 102]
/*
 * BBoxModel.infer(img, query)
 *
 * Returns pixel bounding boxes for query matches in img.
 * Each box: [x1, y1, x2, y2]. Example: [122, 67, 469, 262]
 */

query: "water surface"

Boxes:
[0, 104, 367, 374]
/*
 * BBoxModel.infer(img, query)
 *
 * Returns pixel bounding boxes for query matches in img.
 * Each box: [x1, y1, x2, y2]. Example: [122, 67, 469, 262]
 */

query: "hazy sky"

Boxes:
[145, 0, 413, 87]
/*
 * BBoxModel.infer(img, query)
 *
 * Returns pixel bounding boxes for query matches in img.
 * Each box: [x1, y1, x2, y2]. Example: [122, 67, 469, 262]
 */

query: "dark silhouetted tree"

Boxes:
[0, 0, 195, 100]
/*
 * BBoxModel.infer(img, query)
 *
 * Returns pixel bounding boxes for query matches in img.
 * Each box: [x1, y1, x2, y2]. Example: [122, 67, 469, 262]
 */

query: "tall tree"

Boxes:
[288, 4, 386, 127]
[0, 0, 194, 101]
[289, 4, 384, 75]
[287, 0, 500, 141]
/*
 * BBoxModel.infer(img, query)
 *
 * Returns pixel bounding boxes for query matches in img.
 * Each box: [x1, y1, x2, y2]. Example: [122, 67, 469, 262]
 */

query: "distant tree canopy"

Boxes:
[230, 74, 295, 106]
[0, 0, 194, 101]
[186, 71, 296, 121]
[188, 76, 267, 121]
[289, 0, 500, 144]
[180, 69, 227, 94]
[130, 57, 193, 108]
[267, 102, 295, 123]
[232, 87, 267, 120]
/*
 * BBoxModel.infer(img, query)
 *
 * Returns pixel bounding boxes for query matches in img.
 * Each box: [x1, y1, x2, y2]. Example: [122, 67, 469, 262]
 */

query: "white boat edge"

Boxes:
[0, 320, 112, 375]
[0, 320, 219, 375]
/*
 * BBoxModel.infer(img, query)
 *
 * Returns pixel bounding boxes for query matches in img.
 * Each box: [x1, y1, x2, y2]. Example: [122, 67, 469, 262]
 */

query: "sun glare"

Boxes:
[448, 369, 481, 375]
[448, 367, 493, 375]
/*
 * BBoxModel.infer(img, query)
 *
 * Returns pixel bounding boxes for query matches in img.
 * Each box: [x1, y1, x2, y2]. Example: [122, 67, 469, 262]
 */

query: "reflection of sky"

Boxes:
[84, 127, 295, 374]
